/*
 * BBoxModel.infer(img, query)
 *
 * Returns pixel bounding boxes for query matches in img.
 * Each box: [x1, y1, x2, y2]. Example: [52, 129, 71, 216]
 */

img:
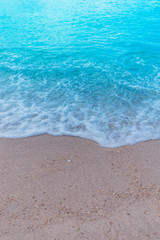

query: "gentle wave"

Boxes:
[0, 0, 160, 147]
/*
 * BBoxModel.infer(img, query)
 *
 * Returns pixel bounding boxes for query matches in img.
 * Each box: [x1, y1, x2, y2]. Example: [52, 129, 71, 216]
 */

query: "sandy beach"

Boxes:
[0, 135, 160, 239]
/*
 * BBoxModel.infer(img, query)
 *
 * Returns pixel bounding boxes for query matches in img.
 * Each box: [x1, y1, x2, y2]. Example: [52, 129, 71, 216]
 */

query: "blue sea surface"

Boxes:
[0, 0, 160, 147]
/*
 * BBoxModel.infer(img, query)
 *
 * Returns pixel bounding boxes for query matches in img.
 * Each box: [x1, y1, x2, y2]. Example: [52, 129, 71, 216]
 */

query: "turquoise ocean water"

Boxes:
[0, 0, 160, 147]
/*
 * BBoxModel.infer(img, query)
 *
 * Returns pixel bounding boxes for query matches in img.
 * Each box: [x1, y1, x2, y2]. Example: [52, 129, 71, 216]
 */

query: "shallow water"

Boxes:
[0, 0, 160, 147]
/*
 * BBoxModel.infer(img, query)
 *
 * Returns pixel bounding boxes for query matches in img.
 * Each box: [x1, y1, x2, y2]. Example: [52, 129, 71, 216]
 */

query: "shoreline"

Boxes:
[1, 133, 160, 148]
[0, 134, 160, 239]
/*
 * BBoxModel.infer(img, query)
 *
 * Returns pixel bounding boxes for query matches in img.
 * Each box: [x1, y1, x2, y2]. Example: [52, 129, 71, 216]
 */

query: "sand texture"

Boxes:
[0, 135, 160, 239]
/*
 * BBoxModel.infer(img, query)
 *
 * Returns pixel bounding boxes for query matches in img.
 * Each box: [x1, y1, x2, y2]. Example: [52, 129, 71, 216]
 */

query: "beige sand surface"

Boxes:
[0, 134, 160, 240]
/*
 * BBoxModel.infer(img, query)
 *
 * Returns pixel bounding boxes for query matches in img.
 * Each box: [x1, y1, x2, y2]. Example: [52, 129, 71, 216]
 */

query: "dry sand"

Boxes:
[0, 134, 160, 240]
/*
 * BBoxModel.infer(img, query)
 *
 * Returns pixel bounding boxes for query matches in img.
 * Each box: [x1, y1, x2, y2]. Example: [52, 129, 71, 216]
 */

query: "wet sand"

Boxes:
[0, 134, 160, 239]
